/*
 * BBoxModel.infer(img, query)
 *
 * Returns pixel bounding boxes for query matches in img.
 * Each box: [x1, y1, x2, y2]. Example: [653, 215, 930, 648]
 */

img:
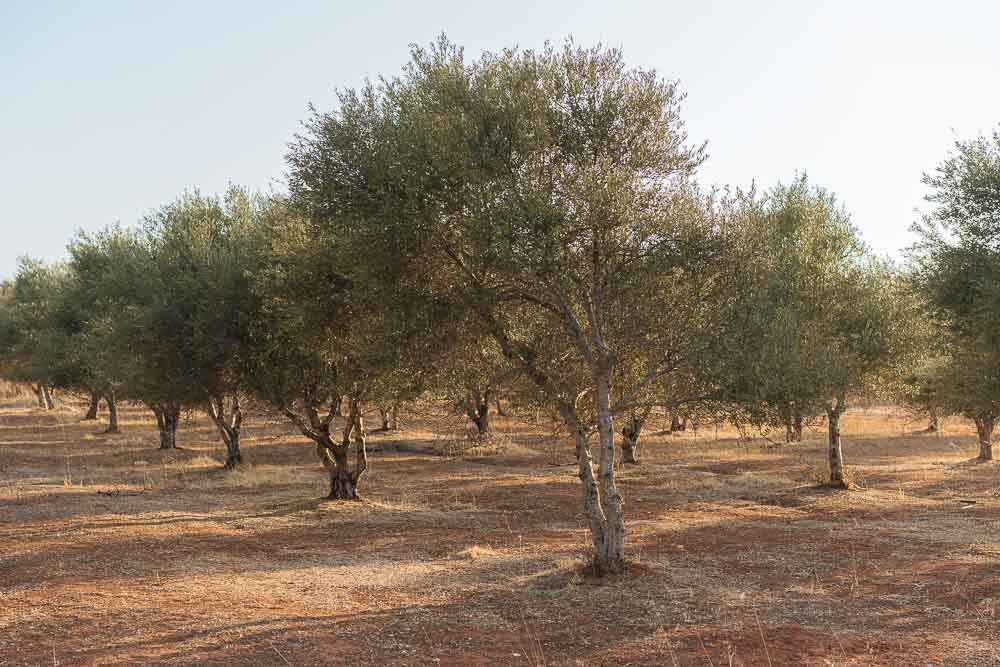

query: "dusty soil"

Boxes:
[2, 398, 999, 666]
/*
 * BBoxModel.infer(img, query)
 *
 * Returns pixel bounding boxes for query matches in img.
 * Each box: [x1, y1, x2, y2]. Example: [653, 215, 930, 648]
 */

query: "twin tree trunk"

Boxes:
[378, 403, 401, 431]
[785, 413, 804, 443]
[150, 402, 181, 449]
[33, 384, 54, 410]
[974, 413, 995, 462]
[325, 399, 368, 499]
[84, 391, 119, 433]
[826, 397, 848, 488]
[207, 394, 243, 469]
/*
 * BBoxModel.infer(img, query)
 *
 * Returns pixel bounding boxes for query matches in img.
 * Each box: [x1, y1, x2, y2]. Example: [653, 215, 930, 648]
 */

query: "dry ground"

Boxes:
[2, 398, 999, 666]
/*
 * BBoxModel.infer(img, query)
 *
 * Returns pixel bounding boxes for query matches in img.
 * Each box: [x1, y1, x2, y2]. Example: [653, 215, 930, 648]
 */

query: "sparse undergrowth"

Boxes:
[2, 403, 999, 665]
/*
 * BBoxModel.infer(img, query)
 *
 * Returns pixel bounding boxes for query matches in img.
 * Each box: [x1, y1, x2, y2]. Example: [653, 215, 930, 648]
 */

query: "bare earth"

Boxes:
[2, 399, 999, 666]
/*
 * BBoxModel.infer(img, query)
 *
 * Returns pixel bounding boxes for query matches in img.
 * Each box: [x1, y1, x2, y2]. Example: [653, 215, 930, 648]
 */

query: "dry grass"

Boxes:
[1, 402, 999, 665]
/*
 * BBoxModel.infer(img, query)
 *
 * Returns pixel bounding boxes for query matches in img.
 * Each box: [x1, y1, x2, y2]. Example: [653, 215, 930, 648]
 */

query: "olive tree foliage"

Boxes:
[911, 128, 1000, 460]
[66, 188, 266, 460]
[0, 258, 66, 409]
[719, 178, 920, 486]
[290, 37, 724, 573]
[239, 190, 451, 499]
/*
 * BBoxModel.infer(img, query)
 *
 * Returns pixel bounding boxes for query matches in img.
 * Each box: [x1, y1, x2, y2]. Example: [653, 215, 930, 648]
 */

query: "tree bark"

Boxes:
[378, 404, 393, 431]
[594, 364, 625, 574]
[620, 408, 649, 465]
[670, 414, 682, 432]
[33, 384, 54, 410]
[389, 403, 401, 430]
[494, 396, 507, 416]
[207, 394, 243, 469]
[927, 409, 940, 434]
[105, 391, 119, 433]
[826, 397, 848, 488]
[974, 413, 994, 461]
[784, 412, 804, 443]
[84, 392, 101, 420]
[465, 391, 491, 436]
[151, 403, 180, 449]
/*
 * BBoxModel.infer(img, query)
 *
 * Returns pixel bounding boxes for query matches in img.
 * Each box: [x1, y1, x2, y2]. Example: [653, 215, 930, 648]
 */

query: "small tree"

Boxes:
[0, 258, 66, 410]
[722, 178, 918, 485]
[912, 127, 1000, 460]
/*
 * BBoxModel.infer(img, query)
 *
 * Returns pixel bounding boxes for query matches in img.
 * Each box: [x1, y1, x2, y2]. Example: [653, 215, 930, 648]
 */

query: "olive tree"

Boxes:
[721, 178, 918, 486]
[290, 38, 722, 573]
[0, 258, 65, 409]
[911, 128, 1000, 460]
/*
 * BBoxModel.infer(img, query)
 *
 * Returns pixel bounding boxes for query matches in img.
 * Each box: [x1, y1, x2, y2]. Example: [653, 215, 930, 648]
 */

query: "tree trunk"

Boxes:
[670, 414, 682, 432]
[84, 392, 101, 420]
[389, 403, 400, 430]
[105, 391, 119, 434]
[494, 397, 507, 416]
[378, 405, 391, 431]
[594, 365, 625, 574]
[327, 444, 357, 499]
[927, 409, 940, 434]
[207, 394, 243, 469]
[785, 413, 803, 443]
[34, 384, 54, 410]
[152, 403, 180, 449]
[974, 413, 994, 461]
[325, 398, 367, 499]
[620, 409, 649, 465]
[826, 398, 848, 488]
[466, 392, 491, 435]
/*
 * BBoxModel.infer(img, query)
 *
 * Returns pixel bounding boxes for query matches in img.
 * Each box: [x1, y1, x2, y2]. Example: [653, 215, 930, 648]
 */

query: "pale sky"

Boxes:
[2, 0, 999, 278]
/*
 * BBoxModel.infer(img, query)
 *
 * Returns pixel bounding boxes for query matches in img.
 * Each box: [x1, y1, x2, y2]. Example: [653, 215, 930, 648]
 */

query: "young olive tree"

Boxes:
[290, 38, 723, 573]
[0, 258, 66, 409]
[721, 178, 918, 486]
[912, 128, 1000, 460]
[241, 194, 451, 499]
[68, 226, 190, 448]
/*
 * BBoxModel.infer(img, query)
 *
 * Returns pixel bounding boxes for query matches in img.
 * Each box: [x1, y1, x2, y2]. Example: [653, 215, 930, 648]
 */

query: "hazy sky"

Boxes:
[2, 0, 999, 278]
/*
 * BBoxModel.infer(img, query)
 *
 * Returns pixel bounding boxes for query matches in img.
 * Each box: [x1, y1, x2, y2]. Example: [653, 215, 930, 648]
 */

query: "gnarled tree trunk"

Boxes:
[207, 393, 243, 469]
[973, 413, 994, 461]
[826, 396, 848, 488]
[620, 407, 651, 465]
[105, 391, 119, 433]
[286, 395, 368, 500]
[327, 398, 368, 499]
[465, 391, 491, 436]
[150, 402, 180, 449]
